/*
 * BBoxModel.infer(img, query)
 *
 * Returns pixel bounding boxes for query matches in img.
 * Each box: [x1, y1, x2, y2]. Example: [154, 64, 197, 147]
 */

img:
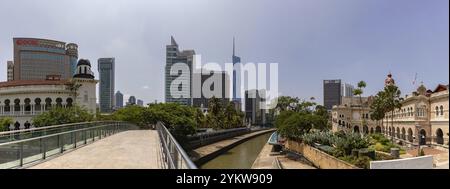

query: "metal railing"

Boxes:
[0, 121, 120, 144]
[0, 121, 135, 169]
[156, 122, 197, 169]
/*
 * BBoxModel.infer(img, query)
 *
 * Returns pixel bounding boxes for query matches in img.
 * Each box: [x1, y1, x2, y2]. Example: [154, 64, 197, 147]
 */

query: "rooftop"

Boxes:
[0, 79, 70, 89]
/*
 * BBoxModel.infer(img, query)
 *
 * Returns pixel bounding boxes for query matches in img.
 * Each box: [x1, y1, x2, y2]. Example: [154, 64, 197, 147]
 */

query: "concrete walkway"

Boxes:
[29, 130, 160, 169]
[252, 142, 316, 169]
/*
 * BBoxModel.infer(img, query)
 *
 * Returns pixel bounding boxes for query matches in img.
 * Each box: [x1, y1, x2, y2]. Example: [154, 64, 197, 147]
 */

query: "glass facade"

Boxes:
[19, 52, 69, 80]
[98, 58, 115, 113]
[13, 38, 78, 80]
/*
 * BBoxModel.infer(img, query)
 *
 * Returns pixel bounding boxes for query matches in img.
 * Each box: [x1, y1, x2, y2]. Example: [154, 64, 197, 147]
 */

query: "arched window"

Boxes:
[66, 98, 73, 107]
[14, 99, 20, 112]
[440, 105, 444, 116]
[436, 129, 444, 145]
[24, 98, 31, 112]
[34, 98, 42, 111]
[45, 98, 52, 110]
[436, 106, 439, 117]
[4, 99, 10, 112]
[56, 98, 63, 108]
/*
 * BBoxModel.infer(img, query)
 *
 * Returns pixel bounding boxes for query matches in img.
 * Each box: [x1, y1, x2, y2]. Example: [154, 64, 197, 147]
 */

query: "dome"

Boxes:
[77, 59, 91, 66]
[384, 73, 395, 86]
[417, 84, 427, 95]
[73, 59, 94, 79]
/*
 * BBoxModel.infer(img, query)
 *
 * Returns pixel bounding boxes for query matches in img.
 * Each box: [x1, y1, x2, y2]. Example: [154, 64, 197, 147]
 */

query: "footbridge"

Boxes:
[0, 121, 196, 169]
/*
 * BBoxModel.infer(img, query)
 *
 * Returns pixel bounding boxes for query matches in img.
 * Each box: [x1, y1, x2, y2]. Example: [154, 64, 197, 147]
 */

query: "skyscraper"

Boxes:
[137, 99, 144, 106]
[245, 89, 266, 126]
[13, 38, 78, 80]
[115, 90, 124, 109]
[98, 58, 115, 113]
[323, 79, 342, 110]
[7, 61, 14, 81]
[192, 70, 230, 109]
[127, 96, 136, 105]
[165, 36, 195, 105]
[341, 83, 354, 97]
[232, 37, 241, 101]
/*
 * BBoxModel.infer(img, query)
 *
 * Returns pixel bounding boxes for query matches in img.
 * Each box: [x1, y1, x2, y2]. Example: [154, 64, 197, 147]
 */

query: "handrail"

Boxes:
[156, 121, 197, 169]
[0, 121, 134, 169]
[0, 121, 115, 135]
[0, 121, 124, 144]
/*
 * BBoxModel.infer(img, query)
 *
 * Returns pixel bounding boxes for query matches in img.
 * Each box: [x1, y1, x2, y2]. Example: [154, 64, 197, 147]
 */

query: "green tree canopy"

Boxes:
[0, 117, 13, 131]
[32, 106, 94, 127]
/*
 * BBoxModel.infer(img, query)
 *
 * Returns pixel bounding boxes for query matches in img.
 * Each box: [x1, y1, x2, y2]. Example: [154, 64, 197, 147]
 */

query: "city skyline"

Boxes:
[0, 0, 448, 104]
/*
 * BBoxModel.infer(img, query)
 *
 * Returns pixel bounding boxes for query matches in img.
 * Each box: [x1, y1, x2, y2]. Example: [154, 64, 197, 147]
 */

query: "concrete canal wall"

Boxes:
[191, 129, 276, 166]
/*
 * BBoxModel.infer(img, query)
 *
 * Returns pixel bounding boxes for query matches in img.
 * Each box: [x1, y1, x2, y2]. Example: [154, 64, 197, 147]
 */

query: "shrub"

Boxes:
[301, 131, 334, 146]
[354, 156, 371, 169]
[419, 148, 425, 156]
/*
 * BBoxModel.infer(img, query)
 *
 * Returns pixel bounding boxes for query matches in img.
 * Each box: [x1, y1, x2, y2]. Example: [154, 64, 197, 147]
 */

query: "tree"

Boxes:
[112, 105, 146, 125]
[32, 106, 94, 127]
[275, 96, 299, 111]
[353, 81, 367, 134]
[383, 85, 403, 140]
[369, 91, 388, 132]
[312, 105, 331, 131]
[0, 117, 13, 131]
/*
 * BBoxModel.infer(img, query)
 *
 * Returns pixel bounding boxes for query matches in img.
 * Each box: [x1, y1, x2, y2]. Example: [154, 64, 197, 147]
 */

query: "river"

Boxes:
[200, 132, 272, 169]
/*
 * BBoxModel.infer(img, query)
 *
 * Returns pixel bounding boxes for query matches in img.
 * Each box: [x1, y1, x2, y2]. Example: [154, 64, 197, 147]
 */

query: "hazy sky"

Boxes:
[0, 0, 448, 104]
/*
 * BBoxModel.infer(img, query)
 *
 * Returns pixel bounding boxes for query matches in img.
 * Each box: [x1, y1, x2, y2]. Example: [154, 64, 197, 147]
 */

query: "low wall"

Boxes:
[370, 155, 433, 169]
[188, 128, 250, 149]
[192, 129, 276, 166]
[286, 140, 359, 169]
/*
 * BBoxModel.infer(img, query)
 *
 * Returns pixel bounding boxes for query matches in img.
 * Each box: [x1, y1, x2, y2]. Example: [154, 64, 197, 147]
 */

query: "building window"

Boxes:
[436, 106, 439, 117]
[4, 99, 10, 112]
[440, 105, 444, 116]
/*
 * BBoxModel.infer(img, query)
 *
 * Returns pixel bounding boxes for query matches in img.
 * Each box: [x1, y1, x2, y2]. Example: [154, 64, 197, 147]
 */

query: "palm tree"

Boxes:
[353, 81, 366, 134]
[383, 85, 403, 141]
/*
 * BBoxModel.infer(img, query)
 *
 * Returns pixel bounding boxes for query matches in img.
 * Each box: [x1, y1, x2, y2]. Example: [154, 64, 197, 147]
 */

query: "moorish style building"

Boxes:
[332, 73, 448, 148]
[0, 59, 98, 130]
[381, 83, 448, 147]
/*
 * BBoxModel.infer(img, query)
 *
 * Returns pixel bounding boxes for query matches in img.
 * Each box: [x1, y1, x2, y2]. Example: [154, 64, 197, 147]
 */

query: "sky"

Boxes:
[0, 0, 448, 105]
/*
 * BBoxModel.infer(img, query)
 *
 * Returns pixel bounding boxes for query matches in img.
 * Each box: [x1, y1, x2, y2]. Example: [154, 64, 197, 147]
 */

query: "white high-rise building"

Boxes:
[7, 61, 14, 81]
[341, 83, 354, 97]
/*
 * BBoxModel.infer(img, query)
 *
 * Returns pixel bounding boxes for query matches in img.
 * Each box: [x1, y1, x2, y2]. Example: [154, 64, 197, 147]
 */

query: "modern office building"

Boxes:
[115, 91, 124, 109]
[232, 37, 241, 101]
[137, 99, 144, 106]
[341, 83, 354, 97]
[192, 70, 230, 111]
[245, 89, 267, 126]
[323, 79, 342, 110]
[98, 58, 115, 113]
[7, 61, 14, 81]
[165, 36, 195, 106]
[12, 38, 78, 80]
[127, 96, 136, 106]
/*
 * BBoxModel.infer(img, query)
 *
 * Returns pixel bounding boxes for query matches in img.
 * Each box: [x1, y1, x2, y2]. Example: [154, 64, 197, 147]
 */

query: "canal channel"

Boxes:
[200, 132, 273, 169]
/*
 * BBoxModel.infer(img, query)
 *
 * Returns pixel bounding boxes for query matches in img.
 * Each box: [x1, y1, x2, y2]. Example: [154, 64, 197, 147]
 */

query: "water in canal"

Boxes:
[201, 132, 272, 169]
